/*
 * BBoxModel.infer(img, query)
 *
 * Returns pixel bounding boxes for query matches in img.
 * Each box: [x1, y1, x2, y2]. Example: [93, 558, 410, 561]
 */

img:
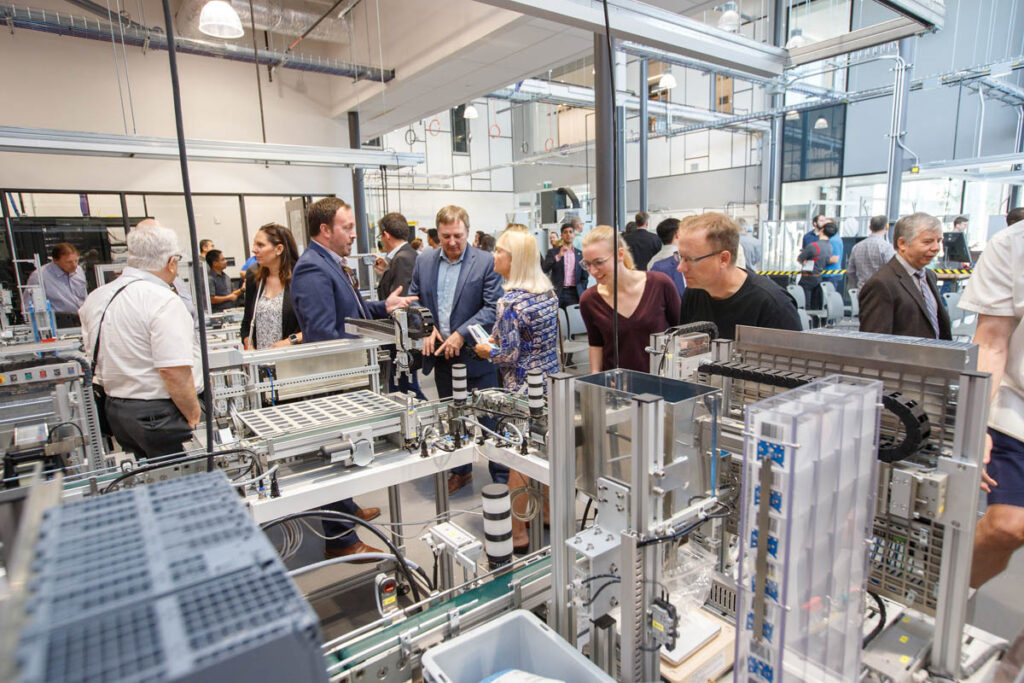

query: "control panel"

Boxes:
[0, 361, 79, 387]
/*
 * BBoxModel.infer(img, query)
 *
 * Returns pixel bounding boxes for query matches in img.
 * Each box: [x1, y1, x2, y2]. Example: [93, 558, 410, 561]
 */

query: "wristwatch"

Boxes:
[289, 334, 299, 345]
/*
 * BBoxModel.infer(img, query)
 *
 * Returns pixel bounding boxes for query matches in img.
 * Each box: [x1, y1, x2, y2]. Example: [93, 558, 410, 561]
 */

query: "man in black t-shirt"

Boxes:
[676, 213, 802, 340]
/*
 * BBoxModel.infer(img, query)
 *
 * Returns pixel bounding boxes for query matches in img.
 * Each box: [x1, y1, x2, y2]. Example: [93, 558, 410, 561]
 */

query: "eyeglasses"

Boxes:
[170, 254, 183, 263]
[580, 256, 610, 270]
[678, 250, 721, 265]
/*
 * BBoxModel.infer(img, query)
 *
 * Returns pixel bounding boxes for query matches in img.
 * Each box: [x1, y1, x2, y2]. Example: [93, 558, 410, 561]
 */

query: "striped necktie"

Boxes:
[914, 270, 939, 338]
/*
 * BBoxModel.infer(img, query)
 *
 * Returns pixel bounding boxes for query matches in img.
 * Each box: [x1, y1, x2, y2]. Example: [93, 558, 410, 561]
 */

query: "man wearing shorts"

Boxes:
[963, 207, 1024, 588]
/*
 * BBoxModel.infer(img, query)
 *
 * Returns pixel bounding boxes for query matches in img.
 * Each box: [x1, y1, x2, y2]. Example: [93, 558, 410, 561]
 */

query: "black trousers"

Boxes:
[105, 396, 192, 461]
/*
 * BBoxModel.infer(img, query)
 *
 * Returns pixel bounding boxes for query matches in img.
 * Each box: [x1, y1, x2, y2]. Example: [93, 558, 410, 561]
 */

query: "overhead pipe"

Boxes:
[0, 3, 393, 81]
[172, 0, 355, 43]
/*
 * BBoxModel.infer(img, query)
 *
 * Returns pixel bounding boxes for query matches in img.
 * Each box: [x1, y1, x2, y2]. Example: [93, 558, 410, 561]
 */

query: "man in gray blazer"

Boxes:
[858, 212, 951, 340]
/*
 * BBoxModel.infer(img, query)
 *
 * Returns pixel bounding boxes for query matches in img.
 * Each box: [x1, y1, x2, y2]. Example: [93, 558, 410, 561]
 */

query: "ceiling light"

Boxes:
[658, 72, 677, 90]
[463, 104, 479, 119]
[717, 2, 741, 32]
[199, 0, 244, 39]
[813, 116, 829, 129]
[785, 28, 808, 50]
[785, 110, 799, 120]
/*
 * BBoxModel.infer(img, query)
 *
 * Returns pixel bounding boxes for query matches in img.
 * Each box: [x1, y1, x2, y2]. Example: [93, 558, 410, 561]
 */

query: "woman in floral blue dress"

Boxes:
[474, 224, 560, 391]
[475, 224, 560, 551]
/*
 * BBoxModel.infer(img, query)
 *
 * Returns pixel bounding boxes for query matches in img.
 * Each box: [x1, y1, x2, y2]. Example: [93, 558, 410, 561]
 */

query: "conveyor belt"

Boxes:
[235, 391, 405, 438]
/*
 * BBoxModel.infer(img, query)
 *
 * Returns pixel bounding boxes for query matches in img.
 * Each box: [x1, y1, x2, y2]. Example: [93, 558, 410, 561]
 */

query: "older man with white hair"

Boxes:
[858, 212, 951, 340]
[79, 221, 202, 460]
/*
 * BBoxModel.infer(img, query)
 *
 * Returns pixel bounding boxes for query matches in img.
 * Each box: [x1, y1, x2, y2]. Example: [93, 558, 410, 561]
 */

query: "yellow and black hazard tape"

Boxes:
[933, 268, 973, 275]
[758, 270, 846, 276]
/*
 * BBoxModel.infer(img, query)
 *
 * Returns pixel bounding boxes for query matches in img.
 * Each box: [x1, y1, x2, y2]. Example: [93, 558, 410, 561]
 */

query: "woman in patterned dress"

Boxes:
[474, 223, 560, 550]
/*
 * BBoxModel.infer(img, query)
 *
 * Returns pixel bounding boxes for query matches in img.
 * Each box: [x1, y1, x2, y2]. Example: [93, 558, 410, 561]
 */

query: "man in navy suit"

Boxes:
[410, 205, 503, 494]
[542, 223, 588, 308]
[291, 197, 417, 560]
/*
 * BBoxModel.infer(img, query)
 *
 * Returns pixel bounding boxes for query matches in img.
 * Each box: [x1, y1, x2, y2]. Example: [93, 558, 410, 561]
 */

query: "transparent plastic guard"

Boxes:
[735, 375, 882, 683]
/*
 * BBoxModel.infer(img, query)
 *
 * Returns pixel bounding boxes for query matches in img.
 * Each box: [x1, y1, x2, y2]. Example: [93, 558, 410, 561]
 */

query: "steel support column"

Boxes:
[348, 111, 370, 253]
[638, 58, 648, 215]
[885, 37, 916, 226]
[766, 0, 785, 221]
[432, 471, 455, 591]
[594, 33, 616, 227]
[1009, 106, 1024, 210]
[548, 372, 577, 645]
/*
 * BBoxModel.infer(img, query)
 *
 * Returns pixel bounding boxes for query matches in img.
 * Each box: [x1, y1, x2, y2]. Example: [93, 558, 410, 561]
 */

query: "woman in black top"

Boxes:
[240, 223, 302, 349]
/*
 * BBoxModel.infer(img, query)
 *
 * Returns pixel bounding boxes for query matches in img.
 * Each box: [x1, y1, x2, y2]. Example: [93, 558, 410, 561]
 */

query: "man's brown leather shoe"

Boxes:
[448, 472, 473, 495]
[324, 541, 384, 563]
[355, 507, 381, 522]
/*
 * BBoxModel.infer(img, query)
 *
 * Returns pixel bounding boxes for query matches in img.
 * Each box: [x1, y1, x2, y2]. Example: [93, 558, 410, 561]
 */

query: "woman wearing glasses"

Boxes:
[241, 223, 303, 350]
[579, 225, 680, 373]
[474, 224, 559, 551]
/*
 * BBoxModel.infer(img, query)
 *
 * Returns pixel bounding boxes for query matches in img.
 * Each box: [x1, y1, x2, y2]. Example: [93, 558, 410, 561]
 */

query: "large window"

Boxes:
[451, 106, 469, 154]
[782, 104, 845, 182]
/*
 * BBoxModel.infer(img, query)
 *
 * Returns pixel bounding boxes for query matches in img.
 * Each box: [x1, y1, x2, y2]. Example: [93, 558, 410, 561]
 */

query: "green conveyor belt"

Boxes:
[325, 555, 551, 669]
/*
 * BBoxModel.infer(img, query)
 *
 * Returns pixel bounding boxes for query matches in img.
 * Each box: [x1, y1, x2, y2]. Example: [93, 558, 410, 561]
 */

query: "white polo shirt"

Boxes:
[80, 267, 204, 400]
[959, 221, 1024, 442]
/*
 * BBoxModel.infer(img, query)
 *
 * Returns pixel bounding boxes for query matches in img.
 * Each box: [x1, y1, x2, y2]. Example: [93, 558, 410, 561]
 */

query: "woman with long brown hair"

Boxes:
[241, 222, 302, 349]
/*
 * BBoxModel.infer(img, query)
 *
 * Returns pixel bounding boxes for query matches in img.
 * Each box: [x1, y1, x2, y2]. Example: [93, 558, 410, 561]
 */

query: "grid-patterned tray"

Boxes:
[234, 390, 404, 438]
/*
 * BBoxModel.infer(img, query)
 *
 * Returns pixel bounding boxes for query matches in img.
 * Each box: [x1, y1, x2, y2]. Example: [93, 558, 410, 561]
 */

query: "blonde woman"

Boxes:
[475, 224, 559, 552]
[474, 224, 560, 389]
[580, 225, 680, 372]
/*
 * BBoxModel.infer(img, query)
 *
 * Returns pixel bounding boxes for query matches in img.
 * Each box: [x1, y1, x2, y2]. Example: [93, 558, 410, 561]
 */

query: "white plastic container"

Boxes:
[421, 610, 614, 683]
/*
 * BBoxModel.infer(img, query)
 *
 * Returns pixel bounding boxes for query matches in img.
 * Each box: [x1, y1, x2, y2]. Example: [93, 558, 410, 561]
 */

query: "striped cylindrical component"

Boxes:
[452, 363, 468, 405]
[481, 483, 513, 567]
[527, 369, 545, 419]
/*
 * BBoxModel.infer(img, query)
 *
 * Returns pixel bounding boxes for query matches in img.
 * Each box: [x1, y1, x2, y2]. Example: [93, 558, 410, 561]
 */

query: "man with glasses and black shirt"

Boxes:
[676, 212, 801, 340]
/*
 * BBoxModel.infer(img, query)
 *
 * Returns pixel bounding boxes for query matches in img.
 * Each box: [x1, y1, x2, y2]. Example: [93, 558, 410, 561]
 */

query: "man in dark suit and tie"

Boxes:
[291, 197, 418, 560]
[542, 223, 588, 309]
[858, 212, 951, 340]
[374, 212, 425, 399]
[410, 205, 503, 493]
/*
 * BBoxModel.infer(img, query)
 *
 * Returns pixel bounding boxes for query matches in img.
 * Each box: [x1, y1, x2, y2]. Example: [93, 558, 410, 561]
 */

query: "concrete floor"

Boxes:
[274, 356, 1024, 649]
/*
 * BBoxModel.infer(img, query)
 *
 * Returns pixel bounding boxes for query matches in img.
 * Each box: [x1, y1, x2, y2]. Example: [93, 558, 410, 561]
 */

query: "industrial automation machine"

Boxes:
[0, 316, 1009, 682]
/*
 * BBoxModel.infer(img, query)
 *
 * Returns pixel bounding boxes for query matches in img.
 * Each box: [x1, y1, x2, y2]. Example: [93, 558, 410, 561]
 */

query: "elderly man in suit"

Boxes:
[858, 212, 951, 340]
[410, 205, 503, 493]
[542, 223, 588, 309]
[291, 197, 417, 561]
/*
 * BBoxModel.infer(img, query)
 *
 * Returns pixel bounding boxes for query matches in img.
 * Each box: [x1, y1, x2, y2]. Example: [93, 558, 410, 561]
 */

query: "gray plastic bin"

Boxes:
[421, 610, 613, 683]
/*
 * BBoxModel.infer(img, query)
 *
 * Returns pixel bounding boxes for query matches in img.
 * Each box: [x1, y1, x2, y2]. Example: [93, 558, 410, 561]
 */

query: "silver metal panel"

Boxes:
[474, 0, 785, 78]
[874, 0, 944, 30]
[235, 391, 404, 438]
[787, 17, 925, 68]
[0, 125, 423, 169]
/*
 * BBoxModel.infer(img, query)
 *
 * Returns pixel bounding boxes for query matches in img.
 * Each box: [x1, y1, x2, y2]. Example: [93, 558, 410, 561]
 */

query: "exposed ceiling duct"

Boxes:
[1, 3, 392, 80]
[174, 0, 355, 43]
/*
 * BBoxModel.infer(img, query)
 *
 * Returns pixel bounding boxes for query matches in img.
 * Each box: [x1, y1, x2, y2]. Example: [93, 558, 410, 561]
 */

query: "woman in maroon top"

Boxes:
[579, 225, 681, 372]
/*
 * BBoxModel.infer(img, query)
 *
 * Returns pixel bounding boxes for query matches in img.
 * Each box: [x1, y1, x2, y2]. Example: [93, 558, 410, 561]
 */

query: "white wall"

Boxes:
[0, 15, 354, 197]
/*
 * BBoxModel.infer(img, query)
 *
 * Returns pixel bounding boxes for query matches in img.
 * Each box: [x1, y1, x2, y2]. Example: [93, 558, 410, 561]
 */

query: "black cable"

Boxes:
[46, 421, 85, 443]
[160, 0, 215, 469]
[581, 573, 620, 584]
[261, 510, 423, 603]
[863, 591, 887, 648]
[601, 0, 620, 371]
[102, 452, 211, 493]
[580, 496, 593, 532]
[584, 578, 621, 607]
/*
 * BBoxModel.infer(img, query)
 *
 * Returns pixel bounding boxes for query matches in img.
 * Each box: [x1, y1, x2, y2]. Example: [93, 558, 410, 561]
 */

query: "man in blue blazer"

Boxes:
[291, 197, 417, 561]
[410, 205, 503, 494]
